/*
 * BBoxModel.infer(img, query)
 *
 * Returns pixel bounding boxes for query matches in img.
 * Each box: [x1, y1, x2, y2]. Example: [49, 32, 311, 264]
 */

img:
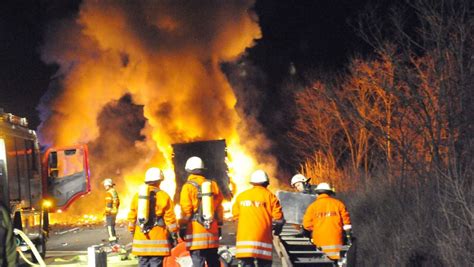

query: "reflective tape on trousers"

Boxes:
[325, 251, 340, 257]
[236, 248, 272, 257]
[133, 239, 169, 245]
[236, 241, 273, 249]
[132, 247, 170, 253]
[321, 244, 342, 250]
[185, 240, 218, 247]
[185, 233, 217, 239]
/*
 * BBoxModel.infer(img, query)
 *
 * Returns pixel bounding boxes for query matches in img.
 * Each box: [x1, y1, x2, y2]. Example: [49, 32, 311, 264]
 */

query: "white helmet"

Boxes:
[250, 170, 269, 184]
[185, 156, 204, 173]
[315, 182, 333, 193]
[145, 167, 164, 183]
[103, 178, 113, 187]
[291, 174, 308, 187]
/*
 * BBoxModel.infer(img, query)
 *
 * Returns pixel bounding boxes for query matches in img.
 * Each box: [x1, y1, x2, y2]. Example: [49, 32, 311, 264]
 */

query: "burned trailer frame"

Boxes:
[171, 139, 232, 201]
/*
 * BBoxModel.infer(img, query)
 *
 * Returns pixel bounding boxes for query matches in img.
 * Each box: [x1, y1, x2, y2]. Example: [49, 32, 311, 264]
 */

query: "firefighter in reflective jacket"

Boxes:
[103, 178, 120, 245]
[232, 170, 285, 267]
[179, 156, 224, 267]
[127, 167, 178, 267]
[302, 182, 352, 261]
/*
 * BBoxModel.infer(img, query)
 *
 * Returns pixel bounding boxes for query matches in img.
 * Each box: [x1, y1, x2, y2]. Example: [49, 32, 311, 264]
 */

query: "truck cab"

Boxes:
[0, 109, 90, 258]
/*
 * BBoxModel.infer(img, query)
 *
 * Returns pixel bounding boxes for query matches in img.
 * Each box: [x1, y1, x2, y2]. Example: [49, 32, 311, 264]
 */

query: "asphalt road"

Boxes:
[33, 221, 281, 266]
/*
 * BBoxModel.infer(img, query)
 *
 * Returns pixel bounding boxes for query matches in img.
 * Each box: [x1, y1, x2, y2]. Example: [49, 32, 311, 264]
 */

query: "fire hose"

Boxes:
[13, 228, 47, 267]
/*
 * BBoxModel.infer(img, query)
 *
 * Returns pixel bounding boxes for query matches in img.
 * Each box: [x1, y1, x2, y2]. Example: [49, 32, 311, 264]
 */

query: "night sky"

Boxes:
[0, 1, 385, 178]
[0, 0, 374, 128]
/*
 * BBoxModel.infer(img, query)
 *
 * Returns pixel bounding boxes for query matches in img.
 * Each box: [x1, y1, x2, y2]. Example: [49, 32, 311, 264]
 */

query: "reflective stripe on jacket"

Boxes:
[105, 187, 120, 215]
[127, 186, 178, 256]
[302, 193, 351, 260]
[179, 174, 224, 250]
[232, 185, 284, 260]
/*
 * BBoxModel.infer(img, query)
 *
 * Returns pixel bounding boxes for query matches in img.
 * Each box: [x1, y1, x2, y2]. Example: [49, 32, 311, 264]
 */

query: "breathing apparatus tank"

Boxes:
[137, 184, 151, 233]
[200, 180, 214, 229]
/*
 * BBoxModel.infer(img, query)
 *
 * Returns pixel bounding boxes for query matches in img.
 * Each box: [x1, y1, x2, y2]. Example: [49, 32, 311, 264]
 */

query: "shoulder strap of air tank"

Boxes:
[186, 180, 201, 197]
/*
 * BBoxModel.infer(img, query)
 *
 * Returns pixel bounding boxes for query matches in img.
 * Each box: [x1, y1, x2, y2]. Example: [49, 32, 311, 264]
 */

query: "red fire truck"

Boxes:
[0, 109, 91, 258]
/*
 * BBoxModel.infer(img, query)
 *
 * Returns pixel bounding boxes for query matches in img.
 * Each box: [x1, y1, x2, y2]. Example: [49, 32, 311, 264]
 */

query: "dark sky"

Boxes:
[0, 0, 370, 130]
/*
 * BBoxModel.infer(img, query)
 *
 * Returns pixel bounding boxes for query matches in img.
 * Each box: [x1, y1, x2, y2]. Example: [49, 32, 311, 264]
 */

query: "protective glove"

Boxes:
[179, 227, 187, 241]
[302, 228, 312, 238]
[170, 232, 178, 247]
[272, 220, 284, 236]
[218, 227, 222, 239]
[344, 229, 353, 246]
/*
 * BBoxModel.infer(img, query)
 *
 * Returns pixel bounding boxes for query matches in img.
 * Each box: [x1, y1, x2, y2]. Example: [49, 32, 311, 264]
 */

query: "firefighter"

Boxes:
[127, 167, 178, 267]
[103, 178, 120, 245]
[0, 201, 17, 267]
[302, 182, 352, 261]
[232, 170, 285, 267]
[179, 156, 224, 267]
[290, 174, 316, 194]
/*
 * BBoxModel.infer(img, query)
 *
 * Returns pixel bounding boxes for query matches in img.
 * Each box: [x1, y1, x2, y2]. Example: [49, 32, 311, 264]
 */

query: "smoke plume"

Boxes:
[37, 0, 279, 219]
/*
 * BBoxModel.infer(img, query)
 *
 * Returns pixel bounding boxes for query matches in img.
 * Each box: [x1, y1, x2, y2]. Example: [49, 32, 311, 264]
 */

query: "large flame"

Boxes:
[38, 1, 278, 224]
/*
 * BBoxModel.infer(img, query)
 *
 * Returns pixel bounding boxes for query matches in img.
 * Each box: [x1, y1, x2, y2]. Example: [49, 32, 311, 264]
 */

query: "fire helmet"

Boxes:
[291, 174, 309, 187]
[103, 178, 113, 187]
[250, 170, 269, 184]
[145, 167, 164, 183]
[185, 156, 204, 173]
[315, 182, 333, 193]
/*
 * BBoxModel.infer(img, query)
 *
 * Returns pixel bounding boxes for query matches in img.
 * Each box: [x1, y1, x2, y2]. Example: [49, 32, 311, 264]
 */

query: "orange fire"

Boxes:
[42, 1, 279, 224]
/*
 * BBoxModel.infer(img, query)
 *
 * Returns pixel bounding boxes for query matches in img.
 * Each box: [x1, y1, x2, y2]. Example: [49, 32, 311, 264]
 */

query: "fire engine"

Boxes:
[0, 108, 90, 259]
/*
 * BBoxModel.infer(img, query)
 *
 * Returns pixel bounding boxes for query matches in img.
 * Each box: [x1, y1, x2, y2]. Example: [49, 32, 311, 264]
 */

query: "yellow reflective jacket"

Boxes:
[105, 187, 120, 216]
[232, 185, 284, 260]
[302, 193, 351, 259]
[128, 185, 178, 256]
[179, 174, 224, 250]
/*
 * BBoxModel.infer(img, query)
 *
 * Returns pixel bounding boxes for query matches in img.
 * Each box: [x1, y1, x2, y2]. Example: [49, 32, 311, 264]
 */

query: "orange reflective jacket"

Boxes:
[179, 174, 224, 250]
[105, 187, 120, 216]
[128, 186, 178, 256]
[302, 193, 351, 260]
[232, 185, 284, 260]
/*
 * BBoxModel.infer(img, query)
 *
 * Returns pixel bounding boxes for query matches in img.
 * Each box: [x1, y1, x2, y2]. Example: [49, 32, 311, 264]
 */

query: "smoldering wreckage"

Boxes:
[0, 110, 355, 266]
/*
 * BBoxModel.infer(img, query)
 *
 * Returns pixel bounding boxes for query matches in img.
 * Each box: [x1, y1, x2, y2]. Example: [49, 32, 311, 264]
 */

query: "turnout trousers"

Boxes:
[190, 248, 220, 267]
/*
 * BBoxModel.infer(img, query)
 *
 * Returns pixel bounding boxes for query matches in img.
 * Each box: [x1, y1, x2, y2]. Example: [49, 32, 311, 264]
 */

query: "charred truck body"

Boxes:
[0, 109, 91, 258]
[172, 139, 231, 201]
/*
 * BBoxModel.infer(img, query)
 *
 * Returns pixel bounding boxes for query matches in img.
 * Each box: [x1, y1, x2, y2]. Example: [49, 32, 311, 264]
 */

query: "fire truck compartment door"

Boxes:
[45, 145, 90, 210]
[276, 190, 316, 225]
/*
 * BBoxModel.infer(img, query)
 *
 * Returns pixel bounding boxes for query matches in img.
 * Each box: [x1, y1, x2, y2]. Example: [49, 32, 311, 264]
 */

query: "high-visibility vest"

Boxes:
[232, 185, 284, 260]
[302, 193, 351, 260]
[179, 174, 224, 250]
[128, 186, 178, 256]
[105, 187, 120, 216]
